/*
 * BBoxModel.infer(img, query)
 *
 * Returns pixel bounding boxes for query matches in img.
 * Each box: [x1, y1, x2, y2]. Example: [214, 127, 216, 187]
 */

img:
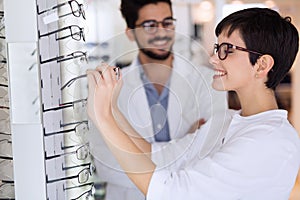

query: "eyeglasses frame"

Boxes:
[39, 25, 85, 42]
[214, 42, 263, 60]
[135, 17, 176, 34]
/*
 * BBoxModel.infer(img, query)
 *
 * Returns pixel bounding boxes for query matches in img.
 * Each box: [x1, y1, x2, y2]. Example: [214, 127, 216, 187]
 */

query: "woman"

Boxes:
[87, 8, 300, 200]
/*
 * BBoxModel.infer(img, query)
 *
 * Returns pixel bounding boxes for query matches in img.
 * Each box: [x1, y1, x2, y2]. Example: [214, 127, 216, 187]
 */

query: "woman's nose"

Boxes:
[209, 53, 219, 66]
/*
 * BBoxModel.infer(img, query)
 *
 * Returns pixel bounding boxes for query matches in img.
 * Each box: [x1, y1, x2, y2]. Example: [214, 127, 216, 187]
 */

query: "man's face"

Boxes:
[133, 2, 175, 60]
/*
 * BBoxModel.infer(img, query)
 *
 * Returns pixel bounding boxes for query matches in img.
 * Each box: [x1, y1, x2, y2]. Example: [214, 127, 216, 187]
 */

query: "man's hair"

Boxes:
[215, 7, 299, 90]
[120, 0, 172, 29]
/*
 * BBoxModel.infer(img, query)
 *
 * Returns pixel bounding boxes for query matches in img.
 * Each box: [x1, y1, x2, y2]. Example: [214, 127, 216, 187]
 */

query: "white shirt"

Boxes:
[148, 109, 300, 200]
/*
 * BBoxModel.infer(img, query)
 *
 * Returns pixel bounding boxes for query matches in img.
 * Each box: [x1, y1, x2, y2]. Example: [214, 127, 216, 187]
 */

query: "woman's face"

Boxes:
[209, 29, 257, 92]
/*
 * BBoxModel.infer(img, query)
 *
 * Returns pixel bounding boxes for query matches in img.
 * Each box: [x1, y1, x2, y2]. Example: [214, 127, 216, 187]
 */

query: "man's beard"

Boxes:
[140, 48, 172, 60]
[136, 35, 173, 60]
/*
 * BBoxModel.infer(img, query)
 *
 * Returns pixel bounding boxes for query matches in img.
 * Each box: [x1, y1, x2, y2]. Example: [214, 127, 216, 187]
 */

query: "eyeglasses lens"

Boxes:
[78, 168, 89, 183]
[143, 19, 175, 34]
[215, 43, 229, 60]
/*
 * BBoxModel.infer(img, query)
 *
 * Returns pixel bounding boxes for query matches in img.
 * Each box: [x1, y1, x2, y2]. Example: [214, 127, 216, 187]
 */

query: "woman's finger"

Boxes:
[96, 62, 109, 76]
[86, 69, 97, 88]
[101, 65, 114, 83]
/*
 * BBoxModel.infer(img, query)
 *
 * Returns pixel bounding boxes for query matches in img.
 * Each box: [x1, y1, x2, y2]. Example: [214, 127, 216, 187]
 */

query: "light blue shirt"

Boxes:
[139, 63, 171, 142]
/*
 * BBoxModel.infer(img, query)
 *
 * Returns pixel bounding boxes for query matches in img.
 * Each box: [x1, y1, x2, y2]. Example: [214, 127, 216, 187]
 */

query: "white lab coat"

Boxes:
[87, 55, 228, 200]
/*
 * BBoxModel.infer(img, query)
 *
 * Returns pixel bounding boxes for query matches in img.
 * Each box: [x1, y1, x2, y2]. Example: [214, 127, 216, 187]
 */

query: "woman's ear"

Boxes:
[255, 55, 274, 78]
[125, 28, 135, 41]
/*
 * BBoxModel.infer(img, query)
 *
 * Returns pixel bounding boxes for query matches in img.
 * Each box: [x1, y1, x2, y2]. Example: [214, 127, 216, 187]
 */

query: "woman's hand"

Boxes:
[86, 63, 122, 129]
[87, 63, 154, 195]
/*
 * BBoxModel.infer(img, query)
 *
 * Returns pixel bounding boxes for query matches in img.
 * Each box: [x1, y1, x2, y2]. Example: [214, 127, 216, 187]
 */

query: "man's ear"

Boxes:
[125, 28, 135, 41]
[255, 54, 274, 78]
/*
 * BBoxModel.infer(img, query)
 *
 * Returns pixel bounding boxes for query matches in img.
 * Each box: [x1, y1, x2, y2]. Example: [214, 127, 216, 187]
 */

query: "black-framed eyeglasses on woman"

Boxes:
[214, 42, 263, 60]
[39, 25, 85, 42]
[37, 0, 86, 20]
[135, 17, 176, 34]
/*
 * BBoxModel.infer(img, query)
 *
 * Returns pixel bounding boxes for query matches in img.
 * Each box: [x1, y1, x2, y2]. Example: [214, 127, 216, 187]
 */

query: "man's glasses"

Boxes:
[39, 25, 85, 42]
[38, 0, 86, 20]
[40, 51, 87, 64]
[135, 17, 176, 34]
[214, 42, 263, 60]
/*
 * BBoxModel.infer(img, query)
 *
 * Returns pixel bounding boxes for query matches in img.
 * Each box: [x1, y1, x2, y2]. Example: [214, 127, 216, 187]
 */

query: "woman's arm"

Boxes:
[86, 65, 155, 194]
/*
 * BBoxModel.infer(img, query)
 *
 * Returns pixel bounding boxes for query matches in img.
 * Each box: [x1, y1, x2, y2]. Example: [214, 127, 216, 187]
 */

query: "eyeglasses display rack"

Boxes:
[0, 0, 15, 199]
[4, 0, 93, 199]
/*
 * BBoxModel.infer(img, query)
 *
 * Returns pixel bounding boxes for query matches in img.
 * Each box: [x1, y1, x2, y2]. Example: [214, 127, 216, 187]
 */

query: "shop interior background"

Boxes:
[1, 0, 299, 199]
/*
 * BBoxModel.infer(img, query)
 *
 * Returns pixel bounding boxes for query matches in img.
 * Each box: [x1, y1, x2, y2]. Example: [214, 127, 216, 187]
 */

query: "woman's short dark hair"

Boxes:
[215, 8, 299, 90]
[120, 0, 172, 29]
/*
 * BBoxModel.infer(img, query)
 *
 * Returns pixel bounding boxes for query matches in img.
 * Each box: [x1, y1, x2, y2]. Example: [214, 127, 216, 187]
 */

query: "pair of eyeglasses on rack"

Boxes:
[44, 120, 88, 137]
[0, 86, 8, 98]
[0, 118, 10, 133]
[0, 83, 7, 88]
[0, 93, 9, 109]
[0, 160, 13, 173]
[37, 0, 86, 20]
[0, 180, 14, 187]
[45, 143, 89, 160]
[0, 179, 15, 200]
[0, 74, 8, 84]
[0, 140, 12, 160]
[39, 25, 85, 42]
[0, 97, 9, 110]
[0, 139, 12, 156]
[0, 106, 9, 110]
[43, 98, 87, 113]
[46, 165, 92, 184]
[63, 181, 95, 199]
[60, 120, 88, 128]
[63, 181, 94, 191]
[61, 66, 120, 90]
[70, 183, 95, 200]
[40, 51, 87, 65]
[59, 120, 89, 143]
[0, 155, 13, 160]
[62, 162, 94, 172]
[0, 57, 6, 67]
[0, 132, 11, 137]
